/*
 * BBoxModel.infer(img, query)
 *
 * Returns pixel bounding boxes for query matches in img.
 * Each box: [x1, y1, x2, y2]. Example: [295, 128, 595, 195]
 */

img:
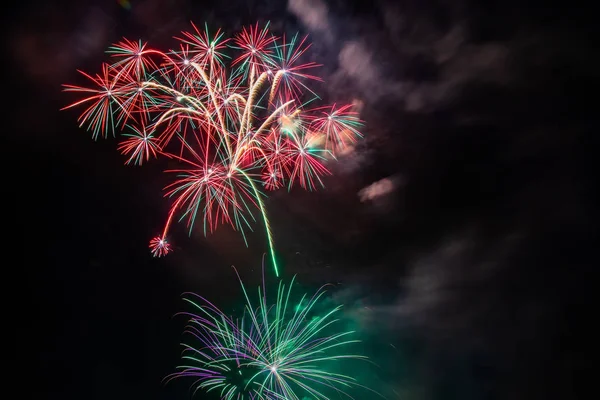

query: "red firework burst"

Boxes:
[62, 22, 364, 276]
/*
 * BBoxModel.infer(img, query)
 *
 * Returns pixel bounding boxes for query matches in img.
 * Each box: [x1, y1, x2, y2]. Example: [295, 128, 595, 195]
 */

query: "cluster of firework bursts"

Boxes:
[63, 22, 363, 277]
[63, 22, 373, 399]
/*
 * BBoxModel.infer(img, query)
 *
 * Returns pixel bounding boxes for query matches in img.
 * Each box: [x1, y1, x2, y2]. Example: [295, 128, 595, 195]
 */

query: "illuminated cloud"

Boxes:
[359, 176, 400, 202]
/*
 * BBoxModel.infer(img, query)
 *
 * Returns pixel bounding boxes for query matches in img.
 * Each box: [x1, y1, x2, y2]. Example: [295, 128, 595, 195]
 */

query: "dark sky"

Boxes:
[6, 0, 595, 399]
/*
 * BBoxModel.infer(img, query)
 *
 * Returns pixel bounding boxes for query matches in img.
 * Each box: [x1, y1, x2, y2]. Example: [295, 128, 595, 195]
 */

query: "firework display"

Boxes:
[62, 22, 363, 276]
[166, 269, 373, 400]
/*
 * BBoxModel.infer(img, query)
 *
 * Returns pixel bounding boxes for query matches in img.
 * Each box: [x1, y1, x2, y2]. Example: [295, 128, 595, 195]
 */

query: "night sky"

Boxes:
[6, 1, 595, 399]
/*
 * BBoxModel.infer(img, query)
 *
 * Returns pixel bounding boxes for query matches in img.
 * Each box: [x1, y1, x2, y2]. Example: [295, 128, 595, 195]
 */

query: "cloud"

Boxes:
[288, 0, 389, 101]
[287, 0, 333, 41]
[403, 27, 511, 112]
[289, 1, 513, 110]
[338, 41, 380, 86]
[287, 0, 403, 102]
[332, 142, 373, 175]
[358, 176, 401, 202]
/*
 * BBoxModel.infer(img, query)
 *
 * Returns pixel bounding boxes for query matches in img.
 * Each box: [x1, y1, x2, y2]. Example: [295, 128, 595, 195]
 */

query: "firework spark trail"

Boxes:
[62, 23, 364, 276]
[164, 267, 379, 400]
